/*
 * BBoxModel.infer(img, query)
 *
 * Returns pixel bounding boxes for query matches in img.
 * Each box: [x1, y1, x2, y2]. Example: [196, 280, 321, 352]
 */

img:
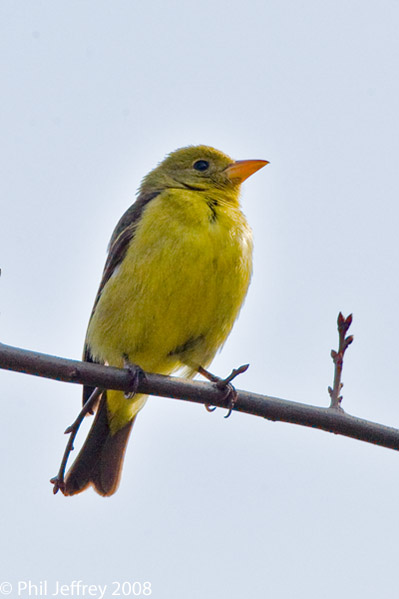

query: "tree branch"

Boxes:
[1, 341, 399, 452]
[328, 313, 354, 409]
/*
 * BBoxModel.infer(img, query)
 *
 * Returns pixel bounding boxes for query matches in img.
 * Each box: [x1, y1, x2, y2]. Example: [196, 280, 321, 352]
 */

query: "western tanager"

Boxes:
[63, 145, 268, 496]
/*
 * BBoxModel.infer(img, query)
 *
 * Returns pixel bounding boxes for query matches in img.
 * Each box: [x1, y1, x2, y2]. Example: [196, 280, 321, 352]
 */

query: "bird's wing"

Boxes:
[82, 190, 160, 405]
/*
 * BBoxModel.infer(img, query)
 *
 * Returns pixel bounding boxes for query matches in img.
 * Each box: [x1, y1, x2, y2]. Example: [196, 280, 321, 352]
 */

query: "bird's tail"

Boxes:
[63, 392, 135, 497]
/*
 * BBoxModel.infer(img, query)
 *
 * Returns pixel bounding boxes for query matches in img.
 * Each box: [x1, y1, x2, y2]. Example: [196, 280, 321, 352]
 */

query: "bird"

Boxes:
[63, 145, 268, 496]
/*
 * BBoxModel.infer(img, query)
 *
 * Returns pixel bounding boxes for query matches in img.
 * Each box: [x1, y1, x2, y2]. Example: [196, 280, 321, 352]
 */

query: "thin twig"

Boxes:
[328, 313, 354, 409]
[50, 387, 103, 494]
[1, 342, 399, 451]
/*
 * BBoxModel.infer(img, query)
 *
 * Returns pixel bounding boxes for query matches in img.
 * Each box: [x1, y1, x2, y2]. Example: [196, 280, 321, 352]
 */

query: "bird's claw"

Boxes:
[199, 363, 249, 417]
[123, 355, 146, 399]
[219, 383, 237, 418]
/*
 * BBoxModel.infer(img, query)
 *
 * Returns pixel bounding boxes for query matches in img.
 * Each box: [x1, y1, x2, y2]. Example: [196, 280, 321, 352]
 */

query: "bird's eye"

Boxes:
[193, 160, 210, 172]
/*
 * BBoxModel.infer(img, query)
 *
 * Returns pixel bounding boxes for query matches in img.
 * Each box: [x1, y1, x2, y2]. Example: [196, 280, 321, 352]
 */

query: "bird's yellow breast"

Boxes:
[87, 189, 253, 376]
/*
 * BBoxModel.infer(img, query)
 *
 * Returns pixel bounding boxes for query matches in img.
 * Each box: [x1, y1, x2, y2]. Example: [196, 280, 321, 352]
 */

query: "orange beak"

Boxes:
[225, 159, 269, 183]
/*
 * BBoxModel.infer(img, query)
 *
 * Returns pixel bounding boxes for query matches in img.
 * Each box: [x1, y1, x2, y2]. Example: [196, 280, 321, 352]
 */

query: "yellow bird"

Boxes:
[63, 145, 268, 496]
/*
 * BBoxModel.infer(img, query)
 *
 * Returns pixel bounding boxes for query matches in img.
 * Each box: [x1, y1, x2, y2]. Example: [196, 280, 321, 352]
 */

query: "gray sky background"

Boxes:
[1, 1, 399, 598]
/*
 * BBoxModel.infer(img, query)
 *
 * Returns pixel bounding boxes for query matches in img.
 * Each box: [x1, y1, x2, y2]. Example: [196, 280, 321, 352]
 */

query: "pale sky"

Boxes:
[1, 1, 399, 598]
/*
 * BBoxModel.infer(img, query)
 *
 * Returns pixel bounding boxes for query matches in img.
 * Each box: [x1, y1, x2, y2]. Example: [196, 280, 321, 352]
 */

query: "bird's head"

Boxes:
[139, 145, 268, 202]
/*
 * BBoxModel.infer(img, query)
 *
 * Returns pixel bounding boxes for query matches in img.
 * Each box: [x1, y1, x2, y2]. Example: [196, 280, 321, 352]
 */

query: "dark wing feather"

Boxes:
[82, 191, 160, 405]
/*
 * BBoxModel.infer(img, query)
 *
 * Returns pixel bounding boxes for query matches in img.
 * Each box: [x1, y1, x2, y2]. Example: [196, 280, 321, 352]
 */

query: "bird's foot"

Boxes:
[123, 355, 146, 399]
[198, 364, 249, 418]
